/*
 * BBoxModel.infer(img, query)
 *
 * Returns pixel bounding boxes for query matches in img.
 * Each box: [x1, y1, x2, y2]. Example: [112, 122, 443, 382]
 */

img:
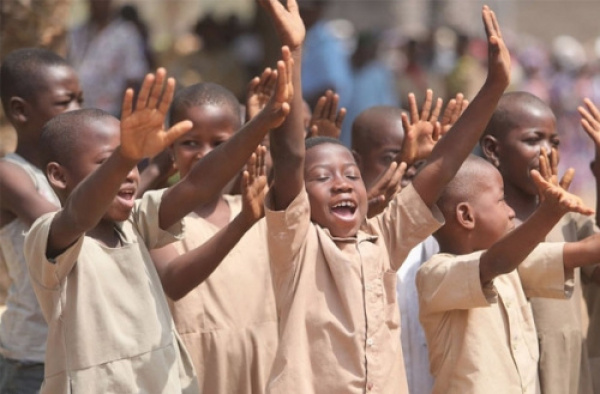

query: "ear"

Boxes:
[480, 135, 500, 168]
[8, 97, 28, 124]
[46, 162, 68, 192]
[456, 202, 475, 230]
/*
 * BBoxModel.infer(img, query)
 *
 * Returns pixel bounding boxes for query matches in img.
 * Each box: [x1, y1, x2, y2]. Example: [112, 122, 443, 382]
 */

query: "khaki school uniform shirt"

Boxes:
[265, 183, 443, 394]
[417, 243, 573, 394]
[168, 195, 278, 394]
[24, 190, 198, 394]
[531, 212, 595, 394]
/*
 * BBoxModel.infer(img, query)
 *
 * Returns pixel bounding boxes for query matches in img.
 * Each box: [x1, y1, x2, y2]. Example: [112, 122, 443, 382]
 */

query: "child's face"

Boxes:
[470, 168, 515, 250]
[28, 65, 83, 134]
[495, 106, 558, 198]
[64, 118, 139, 222]
[305, 143, 368, 238]
[357, 122, 404, 189]
[171, 104, 238, 178]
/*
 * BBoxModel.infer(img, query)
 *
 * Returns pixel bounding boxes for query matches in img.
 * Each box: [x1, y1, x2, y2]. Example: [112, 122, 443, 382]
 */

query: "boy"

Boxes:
[417, 155, 598, 394]
[150, 81, 279, 394]
[0, 48, 83, 393]
[260, 0, 509, 391]
[24, 62, 292, 393]
[480, 91, 594, 394]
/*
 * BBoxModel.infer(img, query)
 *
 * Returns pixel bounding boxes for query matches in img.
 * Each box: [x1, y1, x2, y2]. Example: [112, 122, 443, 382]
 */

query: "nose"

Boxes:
[505, 202, 516, 220]
[126, 165, 139, 183]
[539, 140, 553, 156]
[331, 173, 353, 193]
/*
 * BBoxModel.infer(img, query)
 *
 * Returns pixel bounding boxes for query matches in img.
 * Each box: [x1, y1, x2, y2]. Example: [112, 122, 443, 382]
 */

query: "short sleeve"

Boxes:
[25, 212, 84, 290]
[369, 183, 445, 271]
[130, 189, 184, 250]
[417, 252, 497, 315]
[264, 187, 311, 273]
[519, 242, 573, 299]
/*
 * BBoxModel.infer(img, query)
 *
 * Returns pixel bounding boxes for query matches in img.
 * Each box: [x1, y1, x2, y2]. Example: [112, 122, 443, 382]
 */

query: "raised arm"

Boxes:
[577, 98, 600, 225]
[412, 6, 510, 208]
[47, 69, 191, 257]
[153, 147, 268, 300]
[479, 153, 593, 284]
[259, 0, 306, 210]
[159, 48, 293, 228]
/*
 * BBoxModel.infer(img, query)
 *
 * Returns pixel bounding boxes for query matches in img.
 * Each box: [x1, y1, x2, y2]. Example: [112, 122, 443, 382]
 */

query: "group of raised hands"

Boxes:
[120, 0, 600, 224]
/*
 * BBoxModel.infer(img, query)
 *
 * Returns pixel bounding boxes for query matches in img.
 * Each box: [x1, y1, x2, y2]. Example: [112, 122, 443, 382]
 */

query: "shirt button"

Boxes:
[367, 338, 374, 347]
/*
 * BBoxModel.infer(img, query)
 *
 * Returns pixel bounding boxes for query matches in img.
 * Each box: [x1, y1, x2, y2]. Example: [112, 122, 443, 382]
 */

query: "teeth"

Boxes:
[334, 201, 355, 208]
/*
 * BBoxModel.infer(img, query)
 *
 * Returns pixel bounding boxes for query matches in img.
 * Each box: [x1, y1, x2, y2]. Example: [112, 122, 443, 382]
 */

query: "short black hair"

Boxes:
[40, 108, 115, 168]
[305, 136, 346, 151]
[0, 48, 71, 114]
[169, 82, 241, 128]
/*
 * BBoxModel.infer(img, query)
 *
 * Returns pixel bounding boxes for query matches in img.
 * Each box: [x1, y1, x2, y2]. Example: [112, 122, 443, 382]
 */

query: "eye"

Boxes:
[552, 138, 560, 147]
[181, 140, 199, 147]
[380, 154, 395, 166]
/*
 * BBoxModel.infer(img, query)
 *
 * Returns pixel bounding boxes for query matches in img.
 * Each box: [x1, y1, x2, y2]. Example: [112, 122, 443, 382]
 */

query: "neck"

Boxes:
[504, 182, 537, 222]
[15, 143, 43, 169]
[87, 220, 121, 248]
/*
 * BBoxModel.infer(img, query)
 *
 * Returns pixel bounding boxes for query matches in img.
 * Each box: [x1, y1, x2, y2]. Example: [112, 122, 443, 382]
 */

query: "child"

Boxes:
[480, 91, 595, 394]
[350, 90, 466, 394]
[0, 48, 83, 393]
[24, 63, 291, 393]
[149, 81, 280, 394]
[260, 0, 510, 391]
[416, 154, 598, 394]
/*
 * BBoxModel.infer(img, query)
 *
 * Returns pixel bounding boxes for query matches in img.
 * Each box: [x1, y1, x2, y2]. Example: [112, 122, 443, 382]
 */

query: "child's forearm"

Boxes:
[480, 202, 564, 284]
[47, 148, 138, 257]
[592, 156, 600, 226]
[271, 47, 305, 210]
[159, 113, 274, 229]
[564, 233, 600, 270]
[413, 82, 506, 208]
[157, 214, 256, 300]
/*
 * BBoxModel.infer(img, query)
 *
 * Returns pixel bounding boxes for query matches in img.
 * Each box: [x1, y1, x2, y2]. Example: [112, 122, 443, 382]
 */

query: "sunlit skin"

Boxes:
[21, 64, 83, 145]
[58, 117, 139, 226]
[305, 143, 368, 238]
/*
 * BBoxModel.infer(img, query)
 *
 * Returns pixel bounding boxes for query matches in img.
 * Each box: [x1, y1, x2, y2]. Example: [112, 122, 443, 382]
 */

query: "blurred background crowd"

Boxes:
[2, 0, 600, 202]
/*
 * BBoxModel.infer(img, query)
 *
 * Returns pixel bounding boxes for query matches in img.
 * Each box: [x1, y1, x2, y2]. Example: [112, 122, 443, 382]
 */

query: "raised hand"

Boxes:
[482, 5, 510, 89]
[440, 93, 468, 134]
[398, 89, 443, 166]
[240, 146, 269, 224]
[246, 67, 277, 122]
[259, 0, 305, 51]
[533, 148, 591, 215]
[366, 161, 407, 218]
[307, 90, 346, 139]
[578, 98, 600, 148]
[120, 68, 192, 162]
[260, 46, 295, 130]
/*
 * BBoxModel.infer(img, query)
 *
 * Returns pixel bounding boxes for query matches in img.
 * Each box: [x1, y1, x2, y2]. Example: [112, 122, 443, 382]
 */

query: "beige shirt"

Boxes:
[168, 195, 278, 394]
[0, 153, 60, 362]
[530, 213, 595, 394]
[265, 183, 443, 394]
[417, 243, 574, 394]
[24, 190, 198, 394]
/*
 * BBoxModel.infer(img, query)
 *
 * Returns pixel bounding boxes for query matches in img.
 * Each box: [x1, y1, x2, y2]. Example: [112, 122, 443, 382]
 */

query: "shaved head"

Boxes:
[483, 91, 554, 141]
[351, 106, 404, 156]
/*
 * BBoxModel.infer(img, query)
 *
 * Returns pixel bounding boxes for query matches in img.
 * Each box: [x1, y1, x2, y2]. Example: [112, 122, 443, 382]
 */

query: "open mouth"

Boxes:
[331, 200, 357, 219]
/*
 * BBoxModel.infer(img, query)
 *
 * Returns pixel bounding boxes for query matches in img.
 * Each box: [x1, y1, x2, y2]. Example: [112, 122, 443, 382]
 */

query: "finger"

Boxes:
[274, 61, 286, 105]
[401, 112, 411, 135]
[158, 77, 176, 114]
[259, 67, 272, 88]
[441, 99, 456, 126]
[336, 108, 347, 128]
[163, 120, 193, 146]
[264, 70, 278, 94]
[247, 76, 260, 95]
[560, 168, 575, 191]
[530, 169, 551, 192]
[460, 98, 469, 114]
[432, 121, 442, 141]
[539, 148, 550, 180]
[242, 170, 250, 193]
[121, 88, 134, 118]
[258, 145, 267, 177]
[584, 98, 600, 120]
[147, 68, 167, 109]
[408, 93, 418, 124]
[322, 91, 333, 120]
[578, 106, 600, 130]
[490, 8, 502, 39]
[430, 97, 442, 123]
[550, 147, 559, 177]
[420, 89, 433, 120]
[313, 95, 327, 120]
[452, 93, 465, 123]
[308, 125, 318, 138]
[136, 72, 156, 109]
[329, 93, 340, 121]
[247, 152, 257, 181]
[482, 5, 496, 40]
